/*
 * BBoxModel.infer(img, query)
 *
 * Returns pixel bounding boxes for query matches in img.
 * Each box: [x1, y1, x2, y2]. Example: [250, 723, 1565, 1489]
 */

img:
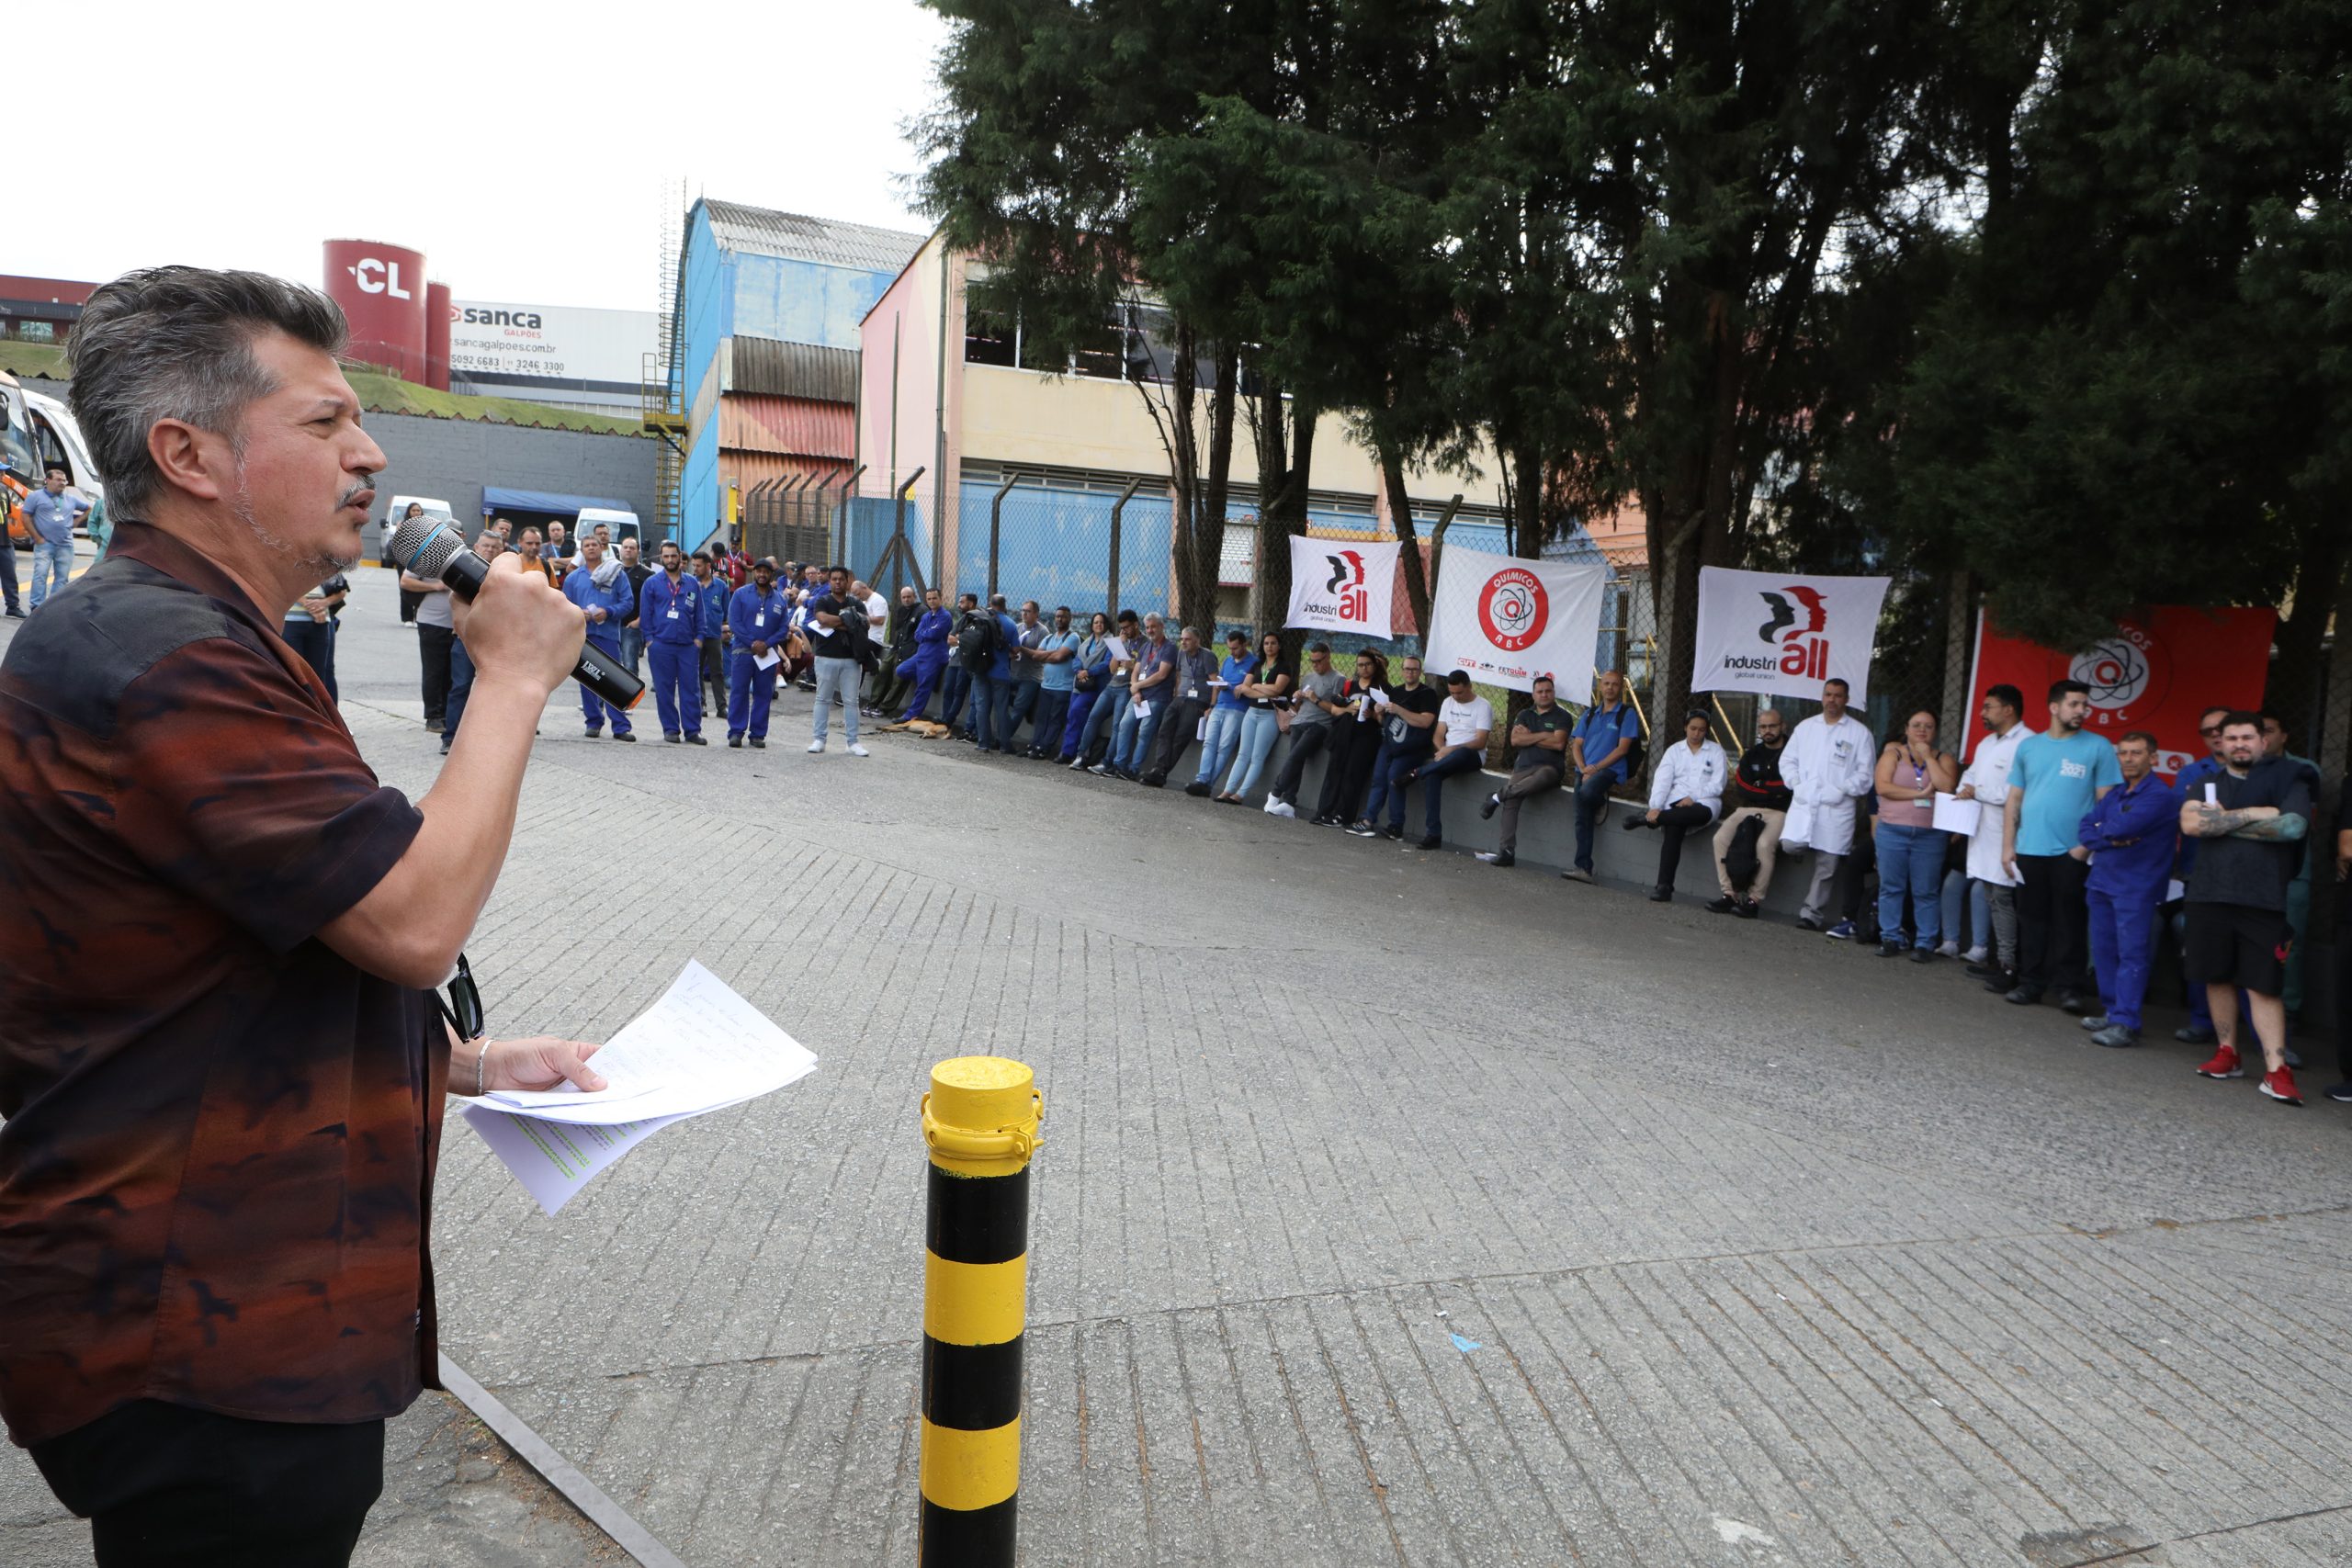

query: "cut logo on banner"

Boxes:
[1284, 536, 1400, 637]
[1691, 566, 1890, 705]
[1424, 546, 1607, 694]
[1963, 606, 2275, 777]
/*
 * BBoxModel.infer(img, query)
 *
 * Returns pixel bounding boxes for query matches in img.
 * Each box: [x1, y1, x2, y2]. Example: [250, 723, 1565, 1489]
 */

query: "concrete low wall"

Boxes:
[1216, 735, 2330, 1031]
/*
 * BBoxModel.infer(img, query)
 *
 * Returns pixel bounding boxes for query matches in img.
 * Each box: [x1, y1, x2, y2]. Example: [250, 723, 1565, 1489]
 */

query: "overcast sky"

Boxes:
[37, 0, 951, 312]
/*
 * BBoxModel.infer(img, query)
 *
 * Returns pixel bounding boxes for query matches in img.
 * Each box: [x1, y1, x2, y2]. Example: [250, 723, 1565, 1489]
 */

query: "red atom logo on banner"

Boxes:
[1478, 568, 1549, 653]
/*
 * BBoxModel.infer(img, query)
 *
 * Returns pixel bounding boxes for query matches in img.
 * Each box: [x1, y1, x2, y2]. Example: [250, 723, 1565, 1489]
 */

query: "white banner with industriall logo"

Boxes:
[1283, 536, 1401, 637]
[1691, 566, 1891, 705]
[1422, 546, 1608, 694]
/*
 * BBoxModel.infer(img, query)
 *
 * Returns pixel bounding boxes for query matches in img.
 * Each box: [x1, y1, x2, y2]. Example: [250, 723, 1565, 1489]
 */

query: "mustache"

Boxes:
[338, 474, 379, 508]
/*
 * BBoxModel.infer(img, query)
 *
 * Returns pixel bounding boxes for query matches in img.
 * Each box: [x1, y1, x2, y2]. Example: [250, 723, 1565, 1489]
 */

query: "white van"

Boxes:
[573, 506, 642, 549]
[376, 496, 454, 563]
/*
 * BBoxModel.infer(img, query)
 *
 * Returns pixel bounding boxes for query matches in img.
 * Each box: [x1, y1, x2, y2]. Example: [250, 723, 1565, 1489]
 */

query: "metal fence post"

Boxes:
[989, 472, 1021, 602]
[1106, 478, 1145, 619]
[919, 1056, 1042, 1567]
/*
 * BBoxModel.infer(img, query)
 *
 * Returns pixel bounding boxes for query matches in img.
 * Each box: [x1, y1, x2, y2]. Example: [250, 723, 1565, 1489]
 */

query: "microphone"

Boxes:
[387, 515, 646, 713]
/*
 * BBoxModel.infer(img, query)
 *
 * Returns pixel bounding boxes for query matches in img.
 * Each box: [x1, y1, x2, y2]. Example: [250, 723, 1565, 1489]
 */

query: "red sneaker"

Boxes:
[2260, 1067, 2303, 1106]
[2194, 1046, 2244, 1080]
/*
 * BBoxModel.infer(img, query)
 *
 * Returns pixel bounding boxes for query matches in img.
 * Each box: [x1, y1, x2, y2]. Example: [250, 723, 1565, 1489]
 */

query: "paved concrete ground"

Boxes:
[7, 565, 2352, 1566]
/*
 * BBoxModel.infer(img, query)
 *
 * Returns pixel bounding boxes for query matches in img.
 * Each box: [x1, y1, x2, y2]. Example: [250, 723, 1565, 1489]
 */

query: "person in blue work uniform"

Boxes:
[726, 557, 789, 748]
[692, 551, 729, 719]
[2076, 731, 2181, 1047]
[897, 587, 953, 723]
[561, 533, 637, 741]
[639, 540, 707, 744]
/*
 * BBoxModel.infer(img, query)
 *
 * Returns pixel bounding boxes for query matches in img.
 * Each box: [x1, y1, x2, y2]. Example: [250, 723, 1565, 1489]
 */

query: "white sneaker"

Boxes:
[849, 744, 869, 757]
[807, 739, 826, 754]
[1265, 799, 1295, 818]
[1936, 940, 1960, 958]
[1962, 945, 1986, 964]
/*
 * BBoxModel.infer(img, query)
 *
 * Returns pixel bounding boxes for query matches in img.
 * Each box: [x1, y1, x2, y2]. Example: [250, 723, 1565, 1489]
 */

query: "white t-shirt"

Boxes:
[865, 591, 888, 644]
[1439, 695, 1495, 749]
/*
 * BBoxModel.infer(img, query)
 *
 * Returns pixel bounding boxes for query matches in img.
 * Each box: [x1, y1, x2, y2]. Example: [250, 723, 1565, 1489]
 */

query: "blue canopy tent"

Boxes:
[481, 486, 635, 539]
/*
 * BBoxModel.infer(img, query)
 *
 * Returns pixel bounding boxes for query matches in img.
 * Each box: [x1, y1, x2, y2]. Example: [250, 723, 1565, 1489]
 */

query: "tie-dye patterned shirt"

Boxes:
[0, 522, 444, 1447]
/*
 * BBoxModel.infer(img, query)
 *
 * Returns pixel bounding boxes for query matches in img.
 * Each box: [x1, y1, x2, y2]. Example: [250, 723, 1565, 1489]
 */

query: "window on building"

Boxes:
[964, 310, 1018, 368]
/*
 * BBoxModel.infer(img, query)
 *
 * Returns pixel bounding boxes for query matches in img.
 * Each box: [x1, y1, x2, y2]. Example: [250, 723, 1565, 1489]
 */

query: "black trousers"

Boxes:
[2016, 851, 2091, 997]
[1648, 803, 1715, 891]
[1271, 723, 1331, 805]
[1316, 721, 1381, 821]
[0, 534, 20, 611]
[700, 637, 727, 715]
[1147, 697, 1207, 782]
[415, 624, 454, 723]
[31, 1399, 384, 1567]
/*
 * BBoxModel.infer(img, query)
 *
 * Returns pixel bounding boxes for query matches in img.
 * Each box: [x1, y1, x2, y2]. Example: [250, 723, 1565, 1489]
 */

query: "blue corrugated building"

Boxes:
[671, 199, 923, 549]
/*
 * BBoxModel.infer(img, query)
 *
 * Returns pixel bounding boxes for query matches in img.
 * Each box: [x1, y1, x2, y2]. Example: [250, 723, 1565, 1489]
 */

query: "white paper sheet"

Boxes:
[1195, 716, 1208, 740]
[754, 649, 781, 671]
[1931, 792, 1981, 835]
[462, 1105, 693, 1215]
[482, 960, 818, 1125]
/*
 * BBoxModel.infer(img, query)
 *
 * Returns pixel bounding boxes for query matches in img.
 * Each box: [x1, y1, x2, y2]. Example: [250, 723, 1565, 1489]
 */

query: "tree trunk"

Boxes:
[1255, 382, 1317, 662]
[2266, 525, 2342, 739]
[1171, 344, 1238, 632]
[1381, 446, 1430, 638]
[1940, 570, 1976, 746]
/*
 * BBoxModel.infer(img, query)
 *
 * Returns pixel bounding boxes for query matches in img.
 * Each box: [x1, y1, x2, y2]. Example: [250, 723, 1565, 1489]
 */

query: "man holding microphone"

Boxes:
[0, 267, 606, 1564]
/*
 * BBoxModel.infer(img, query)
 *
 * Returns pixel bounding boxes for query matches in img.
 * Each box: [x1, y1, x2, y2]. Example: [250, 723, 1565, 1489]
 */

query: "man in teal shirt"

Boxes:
[2001, 679, 2121, 1010]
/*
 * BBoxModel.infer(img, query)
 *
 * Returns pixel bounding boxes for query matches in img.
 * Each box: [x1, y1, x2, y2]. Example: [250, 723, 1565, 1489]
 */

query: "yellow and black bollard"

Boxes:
[919, 1056, 1042, 1565]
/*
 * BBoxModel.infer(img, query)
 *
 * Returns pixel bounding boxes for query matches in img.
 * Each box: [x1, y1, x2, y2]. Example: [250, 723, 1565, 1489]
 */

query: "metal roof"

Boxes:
[702, 199, 927, 275]
[719, 394, 855, 460]
[727, 337, 859, 402]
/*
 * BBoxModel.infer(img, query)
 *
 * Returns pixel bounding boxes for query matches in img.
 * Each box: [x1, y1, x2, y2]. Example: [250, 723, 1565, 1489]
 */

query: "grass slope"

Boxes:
[0, 342, 642, 437]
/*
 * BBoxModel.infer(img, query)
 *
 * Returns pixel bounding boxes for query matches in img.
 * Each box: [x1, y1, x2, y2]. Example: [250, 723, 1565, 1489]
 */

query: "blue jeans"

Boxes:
[1940, 871, 1987, 953]
[811, 656, 860, 744]
[444, 637, 476, 741]
[1194, 705, 1246, 784]
[969, 671, 1001, 749]
[2087, 885, 2163, 1030]
[647, 640, 702, 736]
[28, 538, 72, 609]
[1571, 771, 1617, 870]
[999, 680, 1039, 752]
[618, 625, 645, 677]
[940, 664, 972, 728]
[1224, 708, 1283, 799]
[1874, 821, 1947, 949]
[1361, 739, 1428, 828]
[1111, 702, 1161, 773]
[280, 617, 338, 702]
[1412, 748, 1486, 838]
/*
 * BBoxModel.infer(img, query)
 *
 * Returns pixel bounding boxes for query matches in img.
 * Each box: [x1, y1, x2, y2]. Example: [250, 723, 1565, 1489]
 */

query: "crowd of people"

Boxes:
[300, 528, 2340, 1111]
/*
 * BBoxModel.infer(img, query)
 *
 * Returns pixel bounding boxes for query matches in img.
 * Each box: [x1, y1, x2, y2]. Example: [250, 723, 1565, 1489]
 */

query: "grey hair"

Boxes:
[66, 267, 348, 518]
[1181, 624, 1204, 639]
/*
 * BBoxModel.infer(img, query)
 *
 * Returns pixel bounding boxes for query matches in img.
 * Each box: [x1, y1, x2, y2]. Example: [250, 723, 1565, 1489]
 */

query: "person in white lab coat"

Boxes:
[1780, 677, 1878, 928]
[1622, 710, 1729, 901]
[1954, 682, 2032, 990]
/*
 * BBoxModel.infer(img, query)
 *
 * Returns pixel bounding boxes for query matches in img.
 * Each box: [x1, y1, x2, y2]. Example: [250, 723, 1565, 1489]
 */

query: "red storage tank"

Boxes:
[322, 239, 427, 382]
[424, 280, 452, 390]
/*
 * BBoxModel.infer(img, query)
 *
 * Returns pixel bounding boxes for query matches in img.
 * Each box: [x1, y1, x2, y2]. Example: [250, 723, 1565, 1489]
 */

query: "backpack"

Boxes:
[1723, 812, 1767, 894]
[956, 611, 998, 670]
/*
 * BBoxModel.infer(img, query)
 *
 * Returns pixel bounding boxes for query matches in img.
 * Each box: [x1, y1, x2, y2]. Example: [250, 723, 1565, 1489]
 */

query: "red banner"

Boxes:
[1963, 606, 2276, 777]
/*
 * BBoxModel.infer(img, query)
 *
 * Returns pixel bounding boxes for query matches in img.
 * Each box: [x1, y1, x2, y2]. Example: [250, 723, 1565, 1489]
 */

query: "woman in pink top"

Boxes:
[1873, 709, 1961, 959]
